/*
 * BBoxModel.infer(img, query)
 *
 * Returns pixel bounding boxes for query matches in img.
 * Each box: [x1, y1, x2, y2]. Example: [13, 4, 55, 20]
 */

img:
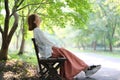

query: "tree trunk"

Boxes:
[109, 42, 113, 52]
[18, 36, 25, 55]
[92, 40, 97, 51]
[16, 35, 19, 49]
[0, 0, 9, 60]
[81, 44, 85, 50]
[18, 15, 25, 55]
[103, 36, 107, 51]
[0, 49, 8, 60]
[0, 13, 19, 60]
[0, 41, 9, 60]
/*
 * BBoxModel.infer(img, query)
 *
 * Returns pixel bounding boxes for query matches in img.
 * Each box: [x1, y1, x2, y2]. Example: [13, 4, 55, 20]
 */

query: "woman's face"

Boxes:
[34, 15, 41, 27]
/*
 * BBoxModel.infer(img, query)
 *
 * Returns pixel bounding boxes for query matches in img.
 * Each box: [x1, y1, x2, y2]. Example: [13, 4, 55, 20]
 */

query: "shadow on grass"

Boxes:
[0, 59, 39, 80]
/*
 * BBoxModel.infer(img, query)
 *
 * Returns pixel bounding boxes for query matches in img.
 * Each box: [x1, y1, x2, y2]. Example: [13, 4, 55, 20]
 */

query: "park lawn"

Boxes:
[67, 48, 120, 59]
[92, 51, 120, 58]
[8, 52, 38, 65]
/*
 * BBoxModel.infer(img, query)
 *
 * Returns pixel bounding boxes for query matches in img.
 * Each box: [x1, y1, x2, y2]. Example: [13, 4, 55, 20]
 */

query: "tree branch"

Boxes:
[10, 0, 24, 17]
[17, 1, 52, 11]
[8, 12, 19, 43]
[34, 0, 44, 12]
[17, 0, 24, 8]
[17, 3, 42, 11]
[0, 25, 3, 34]
[4, 0, 10, 37]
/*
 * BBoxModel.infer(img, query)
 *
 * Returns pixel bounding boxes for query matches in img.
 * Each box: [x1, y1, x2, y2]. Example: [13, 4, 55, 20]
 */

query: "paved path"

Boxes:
[72, 51, 120, 80]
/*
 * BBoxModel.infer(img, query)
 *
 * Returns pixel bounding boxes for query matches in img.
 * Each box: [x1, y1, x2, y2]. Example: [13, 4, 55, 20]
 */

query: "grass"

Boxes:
[90, 50, 120, 58]
[8, 48, 120, 65]
[67, 48, 120, 59]
[8, 52, 37, 65]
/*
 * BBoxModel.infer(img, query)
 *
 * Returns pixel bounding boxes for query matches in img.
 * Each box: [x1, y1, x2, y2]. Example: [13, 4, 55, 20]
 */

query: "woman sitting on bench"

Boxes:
[27, 14, 101, 80]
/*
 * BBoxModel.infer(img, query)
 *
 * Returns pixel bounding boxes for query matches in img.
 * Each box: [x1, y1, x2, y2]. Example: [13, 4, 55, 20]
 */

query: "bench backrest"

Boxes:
[32, 38, 41, 68]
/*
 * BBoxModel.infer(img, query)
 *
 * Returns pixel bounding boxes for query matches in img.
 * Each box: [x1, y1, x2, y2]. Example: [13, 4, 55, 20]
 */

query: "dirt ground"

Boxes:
[0, 59, 39, 80]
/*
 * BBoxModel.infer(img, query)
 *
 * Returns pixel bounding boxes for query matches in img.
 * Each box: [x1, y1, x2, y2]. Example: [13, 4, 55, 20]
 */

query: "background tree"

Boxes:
[0, 0, 24, 60]
[98, 0, 120, 51]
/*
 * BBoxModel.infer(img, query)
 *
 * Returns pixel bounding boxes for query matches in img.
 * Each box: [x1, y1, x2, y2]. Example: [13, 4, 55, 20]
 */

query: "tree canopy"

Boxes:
[0, 0, 91, 60]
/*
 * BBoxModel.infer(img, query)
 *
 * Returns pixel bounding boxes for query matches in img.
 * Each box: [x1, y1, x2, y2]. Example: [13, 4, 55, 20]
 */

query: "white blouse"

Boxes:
[33, 27, 55, 58]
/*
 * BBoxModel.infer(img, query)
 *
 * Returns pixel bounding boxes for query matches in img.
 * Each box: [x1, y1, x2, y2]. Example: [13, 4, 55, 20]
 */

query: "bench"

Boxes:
[32, 38, 66, 80]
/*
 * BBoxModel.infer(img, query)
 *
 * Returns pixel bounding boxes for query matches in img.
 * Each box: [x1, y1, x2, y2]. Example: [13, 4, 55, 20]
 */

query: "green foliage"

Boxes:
[0, 0, 4, 26]
[1, 0, 92, 41]
[33, 0, 91, 29]
[66, 0, 91, 28]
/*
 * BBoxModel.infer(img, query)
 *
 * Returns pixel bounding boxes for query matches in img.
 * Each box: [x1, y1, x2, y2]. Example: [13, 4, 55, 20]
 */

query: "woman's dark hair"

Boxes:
[27, 14, 37, 31]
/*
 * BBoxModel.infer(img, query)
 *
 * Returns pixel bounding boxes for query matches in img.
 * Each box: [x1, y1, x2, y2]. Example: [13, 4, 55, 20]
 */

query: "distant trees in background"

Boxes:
[59, 0, 120, 52]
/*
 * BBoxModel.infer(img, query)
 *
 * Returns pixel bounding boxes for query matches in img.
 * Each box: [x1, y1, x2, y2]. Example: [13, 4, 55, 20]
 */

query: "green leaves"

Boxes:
[36, 0, 91, 29]
[65, 0, 91, 27]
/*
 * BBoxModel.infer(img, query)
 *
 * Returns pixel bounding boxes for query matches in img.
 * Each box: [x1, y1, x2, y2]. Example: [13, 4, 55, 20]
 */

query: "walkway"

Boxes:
[72, 51, 120, 80]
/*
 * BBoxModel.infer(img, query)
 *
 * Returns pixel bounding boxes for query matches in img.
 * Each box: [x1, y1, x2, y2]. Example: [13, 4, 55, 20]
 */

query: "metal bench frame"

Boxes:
[32, 38, 66, 80]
